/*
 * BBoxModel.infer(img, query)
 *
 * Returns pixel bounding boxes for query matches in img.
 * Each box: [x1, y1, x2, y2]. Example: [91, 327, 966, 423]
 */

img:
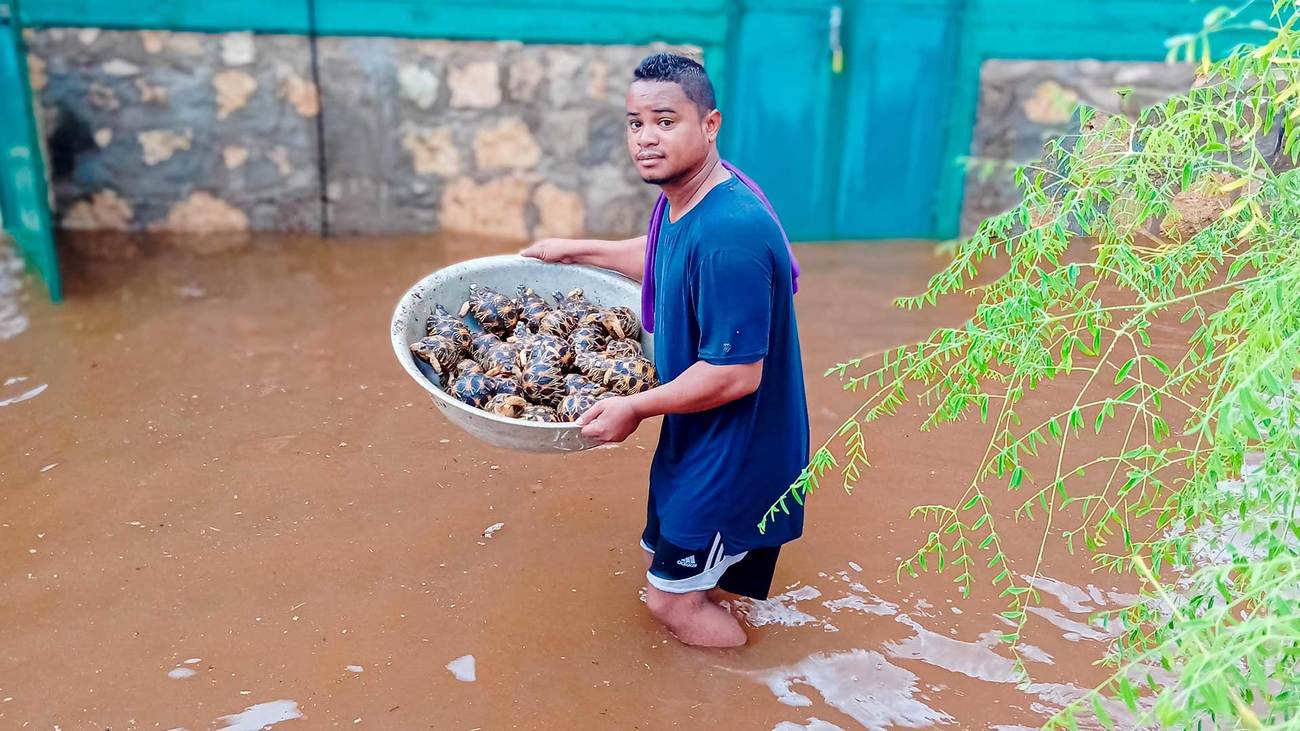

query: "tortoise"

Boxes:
[574, 350, 614, 382]
[520, 404, 561, 423]
[604, 338, 643, 359]
[552, 288, 600, 320]
[516, 286, 553, 331]
[470, 332, 502, 362]
[485, 393, 529, 419]
[478, 338, 523, 378]
[519, 357, 567, 407]
[557, 389, 613, 422]
[598, 356, 659, 396]
[493, 375, 523, 397]
[453, 358, 483, 379]
[409, 334, 464, 376]
[608, 305, 641, 341]
[460, 284, 521, 336]
[577, 309, 624, 338]
[450, 372, 510, 409]
[516, 322, 574, 370]
[569, 325, 608, 353]
[537, 307, 578, 339]
[563, 372, 606, 396]
[424, 303, 472, 351]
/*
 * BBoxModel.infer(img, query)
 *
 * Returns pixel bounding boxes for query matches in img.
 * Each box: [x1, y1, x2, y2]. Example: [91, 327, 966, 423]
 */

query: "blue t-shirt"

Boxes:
[648, 174, 809, 552]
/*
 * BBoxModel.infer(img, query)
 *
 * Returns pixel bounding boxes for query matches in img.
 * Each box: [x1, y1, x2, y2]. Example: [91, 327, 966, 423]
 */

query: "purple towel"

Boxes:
[640, 160, 800, 333]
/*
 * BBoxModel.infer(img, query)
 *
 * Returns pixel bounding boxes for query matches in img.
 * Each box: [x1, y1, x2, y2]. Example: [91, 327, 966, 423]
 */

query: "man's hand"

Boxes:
[577, 396, 643, 444]
[520, 238, 583, 264]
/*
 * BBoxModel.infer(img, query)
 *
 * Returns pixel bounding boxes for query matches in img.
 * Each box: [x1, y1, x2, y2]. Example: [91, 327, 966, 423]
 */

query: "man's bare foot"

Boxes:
[645, 585, 746, 648]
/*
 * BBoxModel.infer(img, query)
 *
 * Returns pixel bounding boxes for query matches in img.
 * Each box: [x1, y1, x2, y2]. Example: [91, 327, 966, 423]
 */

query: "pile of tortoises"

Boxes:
[409, 285, 658, 423]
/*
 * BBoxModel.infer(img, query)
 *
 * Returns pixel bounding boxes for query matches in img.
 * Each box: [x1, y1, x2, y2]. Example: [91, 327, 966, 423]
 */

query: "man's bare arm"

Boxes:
[520, 236, 647, 281]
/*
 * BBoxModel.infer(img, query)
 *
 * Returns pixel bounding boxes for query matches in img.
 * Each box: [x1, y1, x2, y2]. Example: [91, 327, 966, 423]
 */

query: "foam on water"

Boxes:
[771, 718, 846, 731]
[755, 649, 951, 730]
[0, 383, 47, 407]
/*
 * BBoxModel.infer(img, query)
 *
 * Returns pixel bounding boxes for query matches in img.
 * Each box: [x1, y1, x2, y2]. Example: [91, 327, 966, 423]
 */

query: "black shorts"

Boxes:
[641, 504, 782, 600]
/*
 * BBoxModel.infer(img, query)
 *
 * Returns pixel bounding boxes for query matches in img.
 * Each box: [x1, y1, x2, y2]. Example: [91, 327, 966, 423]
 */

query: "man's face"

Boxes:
[625, 80, 715, 185]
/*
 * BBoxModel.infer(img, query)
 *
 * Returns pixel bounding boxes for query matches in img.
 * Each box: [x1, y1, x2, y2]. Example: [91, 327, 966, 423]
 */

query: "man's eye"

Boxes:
[629, 120, 642, 130]
[658, 120, 673, 128]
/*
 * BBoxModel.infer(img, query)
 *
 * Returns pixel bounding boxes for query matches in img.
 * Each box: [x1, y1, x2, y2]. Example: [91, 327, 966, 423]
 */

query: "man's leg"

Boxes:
[644, 585, 746, 648]
[643, 549, 732, 605]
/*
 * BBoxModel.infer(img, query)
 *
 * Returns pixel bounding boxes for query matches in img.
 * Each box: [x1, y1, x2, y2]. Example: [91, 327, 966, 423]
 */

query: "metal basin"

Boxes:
[391, 254, 652, 452]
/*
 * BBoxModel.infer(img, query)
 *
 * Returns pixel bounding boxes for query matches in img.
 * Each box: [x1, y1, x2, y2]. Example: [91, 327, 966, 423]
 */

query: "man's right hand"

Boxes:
[520, 238, 584, 264]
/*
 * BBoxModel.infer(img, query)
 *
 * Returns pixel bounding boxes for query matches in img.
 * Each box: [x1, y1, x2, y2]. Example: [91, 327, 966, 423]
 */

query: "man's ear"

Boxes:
[705, 108, 722, 143]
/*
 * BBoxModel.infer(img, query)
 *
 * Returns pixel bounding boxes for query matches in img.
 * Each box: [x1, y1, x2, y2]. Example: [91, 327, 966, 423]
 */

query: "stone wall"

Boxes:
[961, 59, 1196, 234]
[26, 28, 675, 253]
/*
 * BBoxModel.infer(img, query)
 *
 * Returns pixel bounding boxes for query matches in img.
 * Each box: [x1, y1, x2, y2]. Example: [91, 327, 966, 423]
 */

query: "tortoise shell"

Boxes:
[453, 358, 483, 379]
[470, 332, 502, 362]
[576, 309, 624, 338]
[557, 390, 612, 422]
[450, 372, 500, 409]
[409, 334, 463, 375]
[604, 338, 643, 359]
[478, 339, 523, 378]
[516, 285, 552, 331]
[520, 404, 561, 423]
[520, 359, 567, 407]
[424, 303, 472, 350]
[563, 372, 605, 395]
[521, 331, 574, 370]
[552, 288, 599, 320]
[602, 356, 659, 396]
[537, 308, 578, 338]
[460, 284, 521, 336]
[493, 376, 523, 397]
[485, 393, 529, 419]
[608, 305, 641, 341]
[574, 350, 613, 381]
[570, 325, 608, 353]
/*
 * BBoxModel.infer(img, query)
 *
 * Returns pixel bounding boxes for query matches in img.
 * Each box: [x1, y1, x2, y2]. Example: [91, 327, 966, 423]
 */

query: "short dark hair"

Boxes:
[632, 53, 716, 113]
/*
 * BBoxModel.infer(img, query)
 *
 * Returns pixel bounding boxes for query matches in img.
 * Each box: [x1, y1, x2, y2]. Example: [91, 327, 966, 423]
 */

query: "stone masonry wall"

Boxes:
[961, 59, 1196, 235]
[26, 28, 678, 254]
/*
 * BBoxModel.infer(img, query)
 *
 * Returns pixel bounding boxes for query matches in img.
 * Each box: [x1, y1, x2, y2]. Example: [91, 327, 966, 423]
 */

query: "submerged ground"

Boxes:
[0, 234, 1134, 730]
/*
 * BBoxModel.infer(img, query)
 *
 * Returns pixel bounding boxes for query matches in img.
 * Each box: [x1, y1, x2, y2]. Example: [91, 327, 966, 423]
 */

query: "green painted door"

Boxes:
[833, 0, 957, 239]
[0, 0, 58, 300]
[726, 0, 958, 241]
[724, 0, 842, 241]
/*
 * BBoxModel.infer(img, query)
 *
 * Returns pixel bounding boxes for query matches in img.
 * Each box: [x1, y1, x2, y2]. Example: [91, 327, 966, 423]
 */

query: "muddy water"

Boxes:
[1, 235, 1138, 730]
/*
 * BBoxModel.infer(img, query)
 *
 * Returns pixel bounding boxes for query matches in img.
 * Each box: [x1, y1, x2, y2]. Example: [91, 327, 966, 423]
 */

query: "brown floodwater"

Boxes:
[0, 234, 1145, 730]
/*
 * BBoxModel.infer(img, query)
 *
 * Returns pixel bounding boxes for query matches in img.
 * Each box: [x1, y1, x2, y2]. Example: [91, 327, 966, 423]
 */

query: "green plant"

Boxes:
[762, 1, 1300, 727]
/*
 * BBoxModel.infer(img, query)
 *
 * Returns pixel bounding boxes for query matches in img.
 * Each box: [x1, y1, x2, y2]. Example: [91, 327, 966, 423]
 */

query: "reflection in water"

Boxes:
[0, 382, 46, 407]
[752, 570, 1137, 729]
[886, 614, 1018, 683]
[446, 654, 476, 682]
[214, 700, 303, 730]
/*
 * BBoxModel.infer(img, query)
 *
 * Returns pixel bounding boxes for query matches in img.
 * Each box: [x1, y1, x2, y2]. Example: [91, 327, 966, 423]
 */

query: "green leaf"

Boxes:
[1114, 357, 1136, 384]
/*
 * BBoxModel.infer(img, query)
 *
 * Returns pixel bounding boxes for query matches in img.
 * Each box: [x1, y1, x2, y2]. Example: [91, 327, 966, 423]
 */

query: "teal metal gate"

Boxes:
[0, 0, 57, 300]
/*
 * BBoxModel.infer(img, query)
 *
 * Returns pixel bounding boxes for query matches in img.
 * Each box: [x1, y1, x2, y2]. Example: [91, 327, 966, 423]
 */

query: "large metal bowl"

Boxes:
[391, 254, 652, 452]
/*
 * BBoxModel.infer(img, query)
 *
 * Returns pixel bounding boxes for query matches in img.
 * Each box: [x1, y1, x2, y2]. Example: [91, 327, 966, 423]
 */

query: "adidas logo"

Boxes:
[676, 555, 698, 568]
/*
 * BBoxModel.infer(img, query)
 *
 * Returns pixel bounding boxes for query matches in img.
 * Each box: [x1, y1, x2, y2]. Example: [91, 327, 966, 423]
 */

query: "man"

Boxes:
[521, 53, 808, 648]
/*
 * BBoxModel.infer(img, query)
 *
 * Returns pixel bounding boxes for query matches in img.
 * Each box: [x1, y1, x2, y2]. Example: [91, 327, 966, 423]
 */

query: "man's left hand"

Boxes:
[577, 396, 642, 443]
